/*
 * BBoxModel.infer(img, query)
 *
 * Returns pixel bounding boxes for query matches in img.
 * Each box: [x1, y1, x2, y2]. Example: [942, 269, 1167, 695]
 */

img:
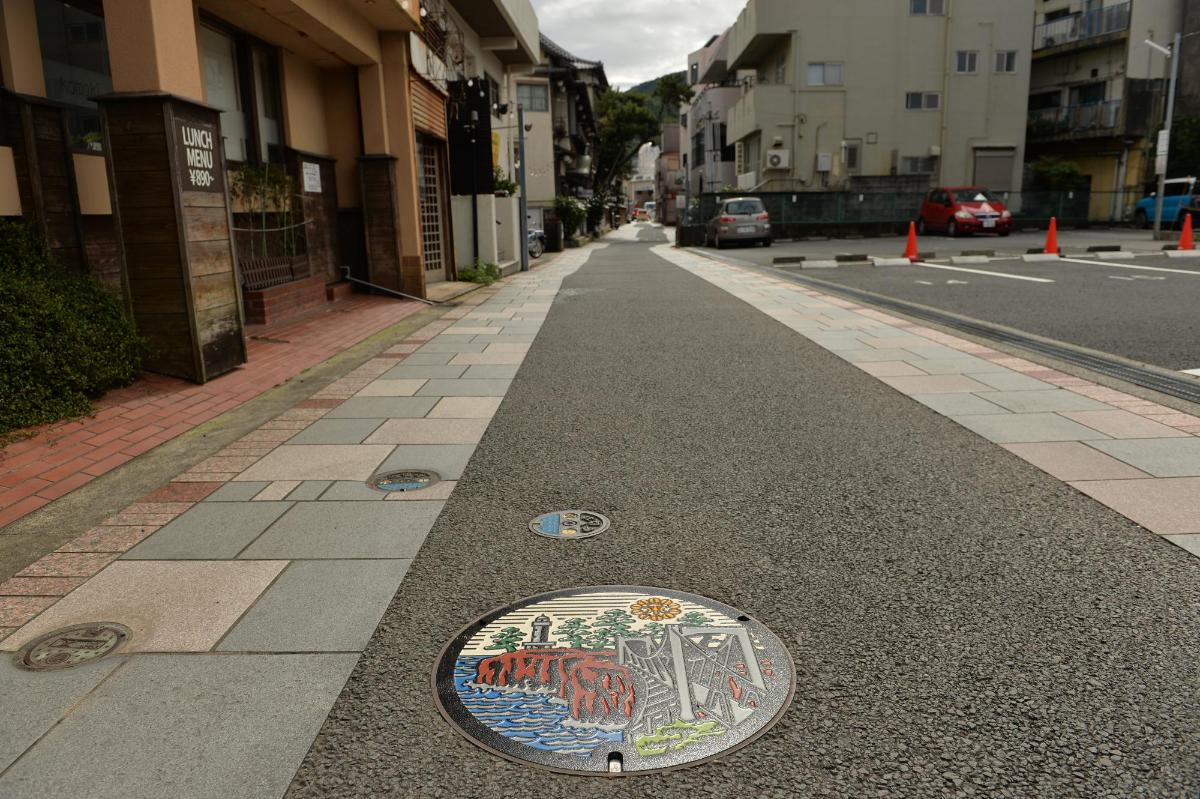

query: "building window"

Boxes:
[487, 74, 501, 117]
[199, 23, 284, 164]
[807, 62, 843, 86]
[516, 83, 549, 113]
[844, 140, 861, 173]
[901, 156, 937, 174]
[910, 0, 946, 15]
[690, 63, 699, 84]
[905, 91, 941, 110]
[994, 50, 1018, 73]
[35, 0, 112, 151]
[775, 55, 787, 84]
[955, 51, 978, 74]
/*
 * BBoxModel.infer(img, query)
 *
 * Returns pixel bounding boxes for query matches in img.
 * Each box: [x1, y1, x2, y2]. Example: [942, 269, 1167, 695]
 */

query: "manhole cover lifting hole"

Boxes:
[529, 510, 610, 539]
[369, 469, 440, 493]
[433, 586, 795, 776]
[17, 622, 131, 671]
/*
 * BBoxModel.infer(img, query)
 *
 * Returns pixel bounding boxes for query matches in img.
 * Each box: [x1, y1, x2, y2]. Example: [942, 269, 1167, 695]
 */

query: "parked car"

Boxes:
[640, 201, 657, 222]
[917, 187, 1013, 237]
[705, 197, 773, 248]
[1134, 177, 1197, 228]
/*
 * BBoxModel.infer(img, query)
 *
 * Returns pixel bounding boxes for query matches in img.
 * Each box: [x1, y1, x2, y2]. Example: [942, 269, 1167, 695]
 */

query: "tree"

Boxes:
[591, 90, 661, 205]
[1167, 117, 1200, 180]
[589, 609, 637, 648]
[641, 622, 666, 644]
[677, 611, 714, 627]
[652, 73, 695, 123]
[558, 618, 592, 649]
[1028, 156, 1087, 191]
[486, 627, 524, 653]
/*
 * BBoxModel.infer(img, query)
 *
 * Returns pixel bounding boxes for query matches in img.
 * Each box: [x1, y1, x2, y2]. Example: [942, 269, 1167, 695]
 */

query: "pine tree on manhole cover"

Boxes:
[528, 510, 609, 539]
[433, 586, 794, 775]
[17, 622, 131, 671]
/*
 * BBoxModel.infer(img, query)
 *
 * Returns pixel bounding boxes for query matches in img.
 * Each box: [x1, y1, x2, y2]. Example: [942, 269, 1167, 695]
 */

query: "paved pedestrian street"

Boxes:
[2, 229, 1199, 797]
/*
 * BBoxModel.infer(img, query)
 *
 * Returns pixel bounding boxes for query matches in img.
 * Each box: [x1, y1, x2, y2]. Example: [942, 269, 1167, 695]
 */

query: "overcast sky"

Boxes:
[530, 0, 742, 88]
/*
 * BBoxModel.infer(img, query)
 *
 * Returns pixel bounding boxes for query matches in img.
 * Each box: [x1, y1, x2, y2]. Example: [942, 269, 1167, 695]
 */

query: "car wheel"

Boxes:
[1135, 209, 1149, 229]
[947, 219, 958, 238]
[917, 217, 927, 235]
[763, 238, 773, 248]
[998, 230, 1010, 238]
[715, 234, 723, 250]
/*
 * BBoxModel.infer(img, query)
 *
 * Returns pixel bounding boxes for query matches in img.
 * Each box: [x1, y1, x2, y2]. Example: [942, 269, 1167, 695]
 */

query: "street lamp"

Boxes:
[1146, 34, 1181, 239]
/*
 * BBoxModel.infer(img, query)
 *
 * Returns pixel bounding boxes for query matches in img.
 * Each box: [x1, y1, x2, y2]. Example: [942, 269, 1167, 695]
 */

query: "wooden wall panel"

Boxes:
[359, 154, 402, 292]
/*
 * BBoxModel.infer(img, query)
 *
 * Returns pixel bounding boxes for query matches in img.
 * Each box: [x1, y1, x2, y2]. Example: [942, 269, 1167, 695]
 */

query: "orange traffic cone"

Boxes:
[1043, 217, 1059, 255]
[904, 221, 919, 261]
[1180, 213, 1195, 251]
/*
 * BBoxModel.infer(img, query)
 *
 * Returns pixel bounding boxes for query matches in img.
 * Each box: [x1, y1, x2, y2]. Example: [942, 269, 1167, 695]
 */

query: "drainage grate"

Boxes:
[369, 469, 440, 493]
[529, 510, 610, 540]
[433, 586, 795, 775]
[17, 623, 131, 671]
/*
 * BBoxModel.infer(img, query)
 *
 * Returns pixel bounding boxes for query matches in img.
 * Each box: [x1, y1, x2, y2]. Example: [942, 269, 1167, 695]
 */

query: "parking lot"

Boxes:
[689, 230, 1200, 374]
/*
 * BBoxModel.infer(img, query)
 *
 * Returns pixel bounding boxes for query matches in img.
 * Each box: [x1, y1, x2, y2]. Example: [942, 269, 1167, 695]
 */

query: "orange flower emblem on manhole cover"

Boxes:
[630, 596, 682, 621]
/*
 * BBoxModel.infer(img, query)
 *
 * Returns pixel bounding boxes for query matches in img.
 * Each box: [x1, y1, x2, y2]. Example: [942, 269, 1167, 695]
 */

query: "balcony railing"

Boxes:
[1027, 99, 1121, 138]
[1034, 2, 1130, 51]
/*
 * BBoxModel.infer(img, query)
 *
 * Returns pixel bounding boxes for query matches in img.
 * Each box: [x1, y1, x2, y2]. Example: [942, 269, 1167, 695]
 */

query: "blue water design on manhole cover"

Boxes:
[369, 470, 439, 493]
[529, 510, 609, 539]
[433, 586, 795, 775]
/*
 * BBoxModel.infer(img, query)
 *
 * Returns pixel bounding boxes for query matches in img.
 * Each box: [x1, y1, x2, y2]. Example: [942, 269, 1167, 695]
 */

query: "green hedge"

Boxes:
[0, 222, 142, 435]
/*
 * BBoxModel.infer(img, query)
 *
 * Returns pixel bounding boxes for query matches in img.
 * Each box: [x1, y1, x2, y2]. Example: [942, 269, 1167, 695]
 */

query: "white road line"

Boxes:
[1182, 368, 1200, 376]
[912, 261, 1055, 283]
[1060, 257, 1200, 275]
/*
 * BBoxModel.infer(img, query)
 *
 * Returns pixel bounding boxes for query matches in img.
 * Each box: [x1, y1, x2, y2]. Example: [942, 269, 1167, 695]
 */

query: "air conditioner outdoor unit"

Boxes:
[766, 150, 791, 170]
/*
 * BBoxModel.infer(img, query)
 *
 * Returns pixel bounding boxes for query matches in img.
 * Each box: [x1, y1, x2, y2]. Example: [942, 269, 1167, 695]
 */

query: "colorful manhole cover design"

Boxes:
[433, 586, 794, 775]
[17, 622, 131, 671]
[528, 510, 610, 540]
[369, 469, 440, 493]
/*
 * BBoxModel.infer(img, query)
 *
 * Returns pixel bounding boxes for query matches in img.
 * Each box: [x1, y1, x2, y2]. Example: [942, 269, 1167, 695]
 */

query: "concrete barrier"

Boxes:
[1022, 253, 1062, 262]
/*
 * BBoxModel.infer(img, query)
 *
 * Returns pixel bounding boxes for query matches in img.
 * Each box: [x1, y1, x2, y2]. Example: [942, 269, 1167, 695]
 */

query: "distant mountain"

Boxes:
[628, 71, 686, 96]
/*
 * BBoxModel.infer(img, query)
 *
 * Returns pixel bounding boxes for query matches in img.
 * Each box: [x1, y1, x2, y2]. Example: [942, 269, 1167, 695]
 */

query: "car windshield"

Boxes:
[957, 189, 999, 203]
[725, 201, 764, 215]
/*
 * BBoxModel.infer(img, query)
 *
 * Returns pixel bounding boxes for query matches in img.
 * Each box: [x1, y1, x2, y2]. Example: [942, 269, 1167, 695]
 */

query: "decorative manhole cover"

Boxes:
[17, 623, 131, 671]
[369, 469, 440, 493]
[528, 510, 610, 540]
[433, 586, 794, 775]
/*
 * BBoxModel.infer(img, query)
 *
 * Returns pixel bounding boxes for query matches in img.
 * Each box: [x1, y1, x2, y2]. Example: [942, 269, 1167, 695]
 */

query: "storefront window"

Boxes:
[199, 22, 283, 165]
[35, 0, 112, 151]
[200, 24, 248, 162]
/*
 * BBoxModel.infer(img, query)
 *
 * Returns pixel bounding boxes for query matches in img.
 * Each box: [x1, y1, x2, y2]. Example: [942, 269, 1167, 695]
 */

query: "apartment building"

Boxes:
[718, 0, 1035, 195]
[1026, 0, 1188, 220]
[0, 0, 537, 383]
[682, 32, 740, 197]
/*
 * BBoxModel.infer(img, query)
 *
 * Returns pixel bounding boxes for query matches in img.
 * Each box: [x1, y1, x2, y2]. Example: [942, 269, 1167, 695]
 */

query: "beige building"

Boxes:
[719, 0, 1035, 194]
[1026, 0, 1188, 221]
[683, 32, 741, 199]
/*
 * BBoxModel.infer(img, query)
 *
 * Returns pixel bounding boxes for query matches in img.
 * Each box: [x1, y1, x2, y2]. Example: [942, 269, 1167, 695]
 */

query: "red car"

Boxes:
[917, 187, 1013, 237]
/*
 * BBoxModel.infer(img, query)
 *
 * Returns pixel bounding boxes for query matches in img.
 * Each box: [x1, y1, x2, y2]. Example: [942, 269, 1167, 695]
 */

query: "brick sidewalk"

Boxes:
[0, 293, 427, 529]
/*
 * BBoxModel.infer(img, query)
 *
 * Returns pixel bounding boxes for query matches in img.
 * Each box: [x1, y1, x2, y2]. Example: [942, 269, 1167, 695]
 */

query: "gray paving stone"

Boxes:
[909, 393, 1013, 416]
[0, 656, 125, 772]
[903, 357, 1010, 375]
[951, 413, 1112, 444]
[970, 371, 1057, 392]
[204, 482, 270, 502]
[976, 389, 1111, 413]
[400, 352, 455, 365]
[287, 419, 386, 445]
[838, 348, 923, 363]
[1088, 438, 1200, 477]
[217, 561, 410, 652]
[415, 338, 490, 354]
[123, 502, 293, 559]
[323, 397, 439, 419]
[0, 654, 357, 799]
[416, 378, 512, 397]
[381, 363, 468, 380]
[286, 481, 333, 501]
[239, 501, 445, 559]
[319, 481, 387, 501]
[461, 364, 521, 379]
[379, 444, 476, 479]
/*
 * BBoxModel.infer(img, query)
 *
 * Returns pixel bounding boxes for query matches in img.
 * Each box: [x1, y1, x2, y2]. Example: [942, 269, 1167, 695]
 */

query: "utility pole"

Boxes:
[518, 105, 530, 271]
[1151, 32, 1182, 239]
[469, 110, 479, 261]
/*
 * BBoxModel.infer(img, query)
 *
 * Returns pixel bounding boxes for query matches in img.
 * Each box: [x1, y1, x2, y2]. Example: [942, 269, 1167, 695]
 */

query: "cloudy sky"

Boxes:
[530, 0, 741, 88]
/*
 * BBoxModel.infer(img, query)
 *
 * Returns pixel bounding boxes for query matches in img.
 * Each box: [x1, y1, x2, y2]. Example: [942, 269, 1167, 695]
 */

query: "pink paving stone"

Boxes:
[174, 471, 236, 483]
[104, 512, 181, 526]
[57, 525, 160, 553]
[1002, 442, 1149, 482]
[190, 456, 262, 473]
[878, 374, 993, 395]
[1070, 477, 1200, 535]
[1058, 411, 1191, 440]
[139, 482, 222, 503]
[252, 481, 301, 501]
[17, 552, 119, 577]
[122, 503, 193, 516]
[275, 408, 330, 421]
[0, 577, 86, 596]
[385, 343, 420, 354]
[1143, 414, 1200, 428]
[258, 421, 311, 430]
[0, 596, 57, 627]
[239, 429, 300, 443]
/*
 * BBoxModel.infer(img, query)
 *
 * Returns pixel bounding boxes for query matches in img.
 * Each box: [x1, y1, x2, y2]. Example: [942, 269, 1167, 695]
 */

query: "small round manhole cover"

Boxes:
[17, 623, 130, 671]
[529, 510, 610, 540]
[369, 469, 440, 493]
[433, 586, 794, 775]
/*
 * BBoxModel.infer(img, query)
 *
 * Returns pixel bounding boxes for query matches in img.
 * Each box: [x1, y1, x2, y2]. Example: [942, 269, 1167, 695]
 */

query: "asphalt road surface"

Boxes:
[287, 234, 1200, 798]
[754, 255, 1200, 373]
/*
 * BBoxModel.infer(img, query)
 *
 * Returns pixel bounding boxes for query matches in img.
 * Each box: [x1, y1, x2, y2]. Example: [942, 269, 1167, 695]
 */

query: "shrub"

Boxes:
[458, 259, 501, 285]
[554, 196, 586, 238]
[0, 222, 142, 435]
